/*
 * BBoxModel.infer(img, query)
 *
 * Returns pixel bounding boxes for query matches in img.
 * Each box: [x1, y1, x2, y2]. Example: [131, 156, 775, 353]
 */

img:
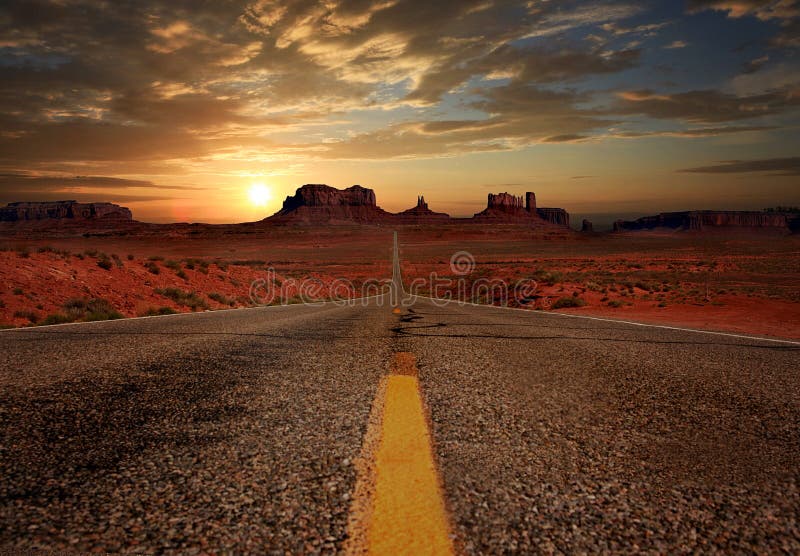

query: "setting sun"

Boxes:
[248, 183, 272, 208]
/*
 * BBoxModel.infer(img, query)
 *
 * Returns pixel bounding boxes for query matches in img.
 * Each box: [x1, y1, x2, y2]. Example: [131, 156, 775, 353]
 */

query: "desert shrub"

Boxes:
[533, 269, 563, 286]
[145, 261, 160, 275]
[61, 298, 122, 322]
[217, 261, 229, 272]
[658, 302, 667, 307]
[607, 300, 624, 308]
[208, 292, 235, 306]
[154, 287, 208, 310]
[13, 310, 38, 323]
[551, 296, 586, 309]
[85, 299, 123, 321]
[139, 306, 178, 316]
[127, 254, 134, 261]
[84, 249, 98, 258]
[585, 281, 602, 292]
[165, 259, 181, 271]
[184, 260, 196, 270]
[37, 245, 55, 254]
[41, 313, 73, 325]
[198, 261, 209, 274]
[75, 253, 85, 260]
[12, 288, 23, 295]
[16, 247, 30, 258]
[97, 258, 113, 270]
[176, 269, 188, 280]
[148, 255, 165, 261]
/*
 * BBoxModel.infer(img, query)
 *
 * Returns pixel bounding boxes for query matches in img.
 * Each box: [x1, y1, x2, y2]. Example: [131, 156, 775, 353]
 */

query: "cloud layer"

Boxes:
[0, 0, 798, 211]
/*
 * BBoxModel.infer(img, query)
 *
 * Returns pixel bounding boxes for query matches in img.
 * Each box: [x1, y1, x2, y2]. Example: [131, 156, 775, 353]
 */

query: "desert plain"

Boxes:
[2, 224, 798, 340]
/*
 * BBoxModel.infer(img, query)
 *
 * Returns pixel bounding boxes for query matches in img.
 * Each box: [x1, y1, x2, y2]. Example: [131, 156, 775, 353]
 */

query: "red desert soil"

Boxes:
[1, 226, 798, 340]
[567, 296, 800, 340]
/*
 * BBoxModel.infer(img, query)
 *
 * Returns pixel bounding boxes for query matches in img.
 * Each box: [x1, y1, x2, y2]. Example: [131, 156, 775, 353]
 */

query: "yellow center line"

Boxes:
[346, 352, 455, 555]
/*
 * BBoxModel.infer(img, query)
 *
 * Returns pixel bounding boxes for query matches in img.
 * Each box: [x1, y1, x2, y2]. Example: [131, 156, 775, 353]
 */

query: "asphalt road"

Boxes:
[1, 237, 798, 553]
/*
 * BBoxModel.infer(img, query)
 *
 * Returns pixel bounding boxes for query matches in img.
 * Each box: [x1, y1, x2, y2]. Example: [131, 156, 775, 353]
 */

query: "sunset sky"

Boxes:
[1, 0, 798, 225]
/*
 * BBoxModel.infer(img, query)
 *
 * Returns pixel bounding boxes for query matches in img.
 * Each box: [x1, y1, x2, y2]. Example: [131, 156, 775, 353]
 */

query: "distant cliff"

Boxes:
[0, 201, 133, 222]
[267, 184, 394, 224]
[473, 191, 570, 227]
[613, 211, 798, 232]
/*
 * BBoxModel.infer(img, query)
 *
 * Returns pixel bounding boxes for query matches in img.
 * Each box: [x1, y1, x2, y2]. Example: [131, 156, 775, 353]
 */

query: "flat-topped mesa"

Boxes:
[537, 208, 570, 227]
[489, 192, 526, 213]
[473, 192, 528, 220]
[396, 195, 450, 223]
[279, 184, 376, 211]
[268, 184, 392, 224]
[0, 201, 133, 222]
[613, 210, 798, 233]
[473, 191, 570, 227]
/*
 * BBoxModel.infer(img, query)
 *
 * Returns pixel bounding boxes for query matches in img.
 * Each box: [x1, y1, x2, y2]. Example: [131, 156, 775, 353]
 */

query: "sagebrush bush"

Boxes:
[139, 306, 178, 316]
[13, 310, 38, 323]
[60, 298, 123, 322]
[551, 296, 586, 309]
[208, 292, 235, 306]
[154, 287, 208, 310]
[97, 258, 113, 270]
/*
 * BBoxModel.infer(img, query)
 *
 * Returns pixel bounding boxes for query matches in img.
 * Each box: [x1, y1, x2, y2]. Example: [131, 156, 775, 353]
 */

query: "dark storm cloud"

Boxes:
[679, 156, 800, 175]
[687, 0, 800, 19]
[0, 174, 204, 190]
[405, 45, 640, 105]
[0, 172, 204, 204]
[614, 89, 800, 123]
[612, 125, 776, 137]
[0, 191, 177, 203]
[686, 0, 800, 47]
[686, 0, 798, 20]
[316, 84, 609, 158]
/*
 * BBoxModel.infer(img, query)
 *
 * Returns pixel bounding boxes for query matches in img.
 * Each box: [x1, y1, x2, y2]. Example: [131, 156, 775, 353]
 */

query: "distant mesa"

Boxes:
[0, 201, 133, 222]
[613, 210, 800, 233]
[581, 219, 594, 233]
[473, 191, 570, 227]
[267, 184, 572, 228]
[268, 184, 393, 224]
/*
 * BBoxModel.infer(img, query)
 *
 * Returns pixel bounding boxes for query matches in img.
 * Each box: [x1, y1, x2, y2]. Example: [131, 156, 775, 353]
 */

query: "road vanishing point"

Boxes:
[1, 233, 799, 553]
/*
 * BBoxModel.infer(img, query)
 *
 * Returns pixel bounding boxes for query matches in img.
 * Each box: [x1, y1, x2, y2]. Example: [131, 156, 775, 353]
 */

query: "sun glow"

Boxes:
[248, 183, 272, 207]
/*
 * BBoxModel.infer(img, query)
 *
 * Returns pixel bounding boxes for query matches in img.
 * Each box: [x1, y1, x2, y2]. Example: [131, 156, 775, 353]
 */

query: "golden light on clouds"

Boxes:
[0, 0, 798, 224]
